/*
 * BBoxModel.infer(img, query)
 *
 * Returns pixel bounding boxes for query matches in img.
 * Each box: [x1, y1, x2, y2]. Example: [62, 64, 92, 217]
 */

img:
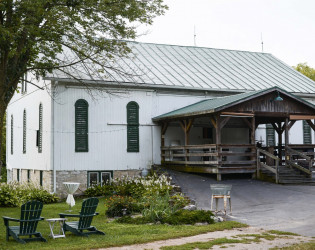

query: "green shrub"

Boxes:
[0, 182, 59, 207]
[0, 182, 20, 207]
[113, 174, 173, 198]
[169, 193, 190, 209]
[162, 210, 214, 225]
[85, 184, 114, 197]
[141, 193, 177, 222]
[115, 215, 151, 224]
[116, 210, 215, 225]
[105, 195, 141, 217]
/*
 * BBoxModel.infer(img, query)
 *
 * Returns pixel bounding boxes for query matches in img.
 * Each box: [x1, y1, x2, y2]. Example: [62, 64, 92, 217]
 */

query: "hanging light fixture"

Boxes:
[274, 91, 283, 102]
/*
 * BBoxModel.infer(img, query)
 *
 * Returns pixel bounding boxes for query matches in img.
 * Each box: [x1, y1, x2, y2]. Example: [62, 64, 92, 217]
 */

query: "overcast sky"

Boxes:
[136, 0, 315, 68]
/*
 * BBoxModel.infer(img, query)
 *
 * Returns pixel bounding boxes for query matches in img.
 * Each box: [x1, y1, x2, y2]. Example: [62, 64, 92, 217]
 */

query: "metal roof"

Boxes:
[48, 41, 315, 94]
[152, 87, 315, 121]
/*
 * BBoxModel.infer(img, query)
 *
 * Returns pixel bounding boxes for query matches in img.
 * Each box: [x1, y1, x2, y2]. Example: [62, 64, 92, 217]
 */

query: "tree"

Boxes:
[294, 63, 315, 82]
[0, 0, 167, 178]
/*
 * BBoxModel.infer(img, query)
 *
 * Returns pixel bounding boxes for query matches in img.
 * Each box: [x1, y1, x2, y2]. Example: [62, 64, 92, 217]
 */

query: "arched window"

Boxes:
[127, 101, 139, 152]
[23, 109, 26, 154]
[11, 115, 13, 155]
[75, 99, 89, 152]
[38, 104, 43, 153]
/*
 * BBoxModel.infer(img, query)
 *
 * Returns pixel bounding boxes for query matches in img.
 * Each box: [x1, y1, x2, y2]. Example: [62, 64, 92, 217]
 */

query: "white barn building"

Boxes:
[6, 42, 315, 194]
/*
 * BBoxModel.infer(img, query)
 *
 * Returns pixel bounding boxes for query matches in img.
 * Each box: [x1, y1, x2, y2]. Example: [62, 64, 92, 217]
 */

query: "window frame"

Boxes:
[17, 169, 20, 182]
[40, 171, 43, 186]
[87, 171, 113, 187]
[27, 170, 31, 182]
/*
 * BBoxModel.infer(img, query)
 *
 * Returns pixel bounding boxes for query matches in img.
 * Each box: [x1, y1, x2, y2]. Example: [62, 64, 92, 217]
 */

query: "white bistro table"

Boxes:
[46, 218, 67, 239]
[63, 182, 80, 209]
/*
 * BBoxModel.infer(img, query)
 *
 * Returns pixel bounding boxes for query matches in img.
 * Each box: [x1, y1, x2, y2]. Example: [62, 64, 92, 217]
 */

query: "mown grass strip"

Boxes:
[0, 198, 246, 250]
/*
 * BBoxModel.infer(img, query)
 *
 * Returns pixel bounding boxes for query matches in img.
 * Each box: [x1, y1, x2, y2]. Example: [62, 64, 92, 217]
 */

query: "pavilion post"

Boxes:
[215, 115, 221, 181]
[277, 122, 283, 165]
[251, 116, 256, 178]
[161, 122, 168, 162]
[285, 117, 289, 164]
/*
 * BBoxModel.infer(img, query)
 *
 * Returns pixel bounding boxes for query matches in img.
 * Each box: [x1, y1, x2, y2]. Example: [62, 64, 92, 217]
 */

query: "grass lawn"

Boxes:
[0, 198, 246, 250]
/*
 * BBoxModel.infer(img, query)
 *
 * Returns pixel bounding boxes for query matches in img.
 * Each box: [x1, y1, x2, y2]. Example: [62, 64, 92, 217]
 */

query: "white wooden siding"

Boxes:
[6, 77, 52, 172]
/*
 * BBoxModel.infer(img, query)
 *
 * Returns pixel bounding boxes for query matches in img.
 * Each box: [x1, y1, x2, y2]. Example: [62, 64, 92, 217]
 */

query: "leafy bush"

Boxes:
[116, 210, 215, 225]
[87, 174, 174, 199]
[0, 182, 20, 207]
[0, 182, 59, 207]
[169, 194, 190, 209]
[105, 195, 141, 217]
[162, 210, 214, 225]
[85, 184, 114, 197]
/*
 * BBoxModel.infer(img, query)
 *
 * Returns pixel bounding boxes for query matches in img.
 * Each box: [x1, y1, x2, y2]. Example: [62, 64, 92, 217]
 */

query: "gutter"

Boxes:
[51, 81, 56, 193]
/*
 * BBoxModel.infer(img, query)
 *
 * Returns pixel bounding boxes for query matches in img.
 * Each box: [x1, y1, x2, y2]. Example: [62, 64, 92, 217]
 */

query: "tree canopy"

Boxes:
[294, 63, 315, 82]
[0, 0, 167, 177]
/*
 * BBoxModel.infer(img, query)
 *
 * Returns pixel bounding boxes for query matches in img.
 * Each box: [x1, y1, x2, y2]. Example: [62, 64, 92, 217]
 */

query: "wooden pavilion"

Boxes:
[153, 87, 315, 183]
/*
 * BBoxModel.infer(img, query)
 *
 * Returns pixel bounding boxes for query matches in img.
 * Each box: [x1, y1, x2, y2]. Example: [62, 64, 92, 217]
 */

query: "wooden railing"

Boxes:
[219, 144, 256, 167]
[161, 144, 256, 169]
[286, 146, 312, 177]
[161, 144, 218, 165]
[257, 148, 280, 183]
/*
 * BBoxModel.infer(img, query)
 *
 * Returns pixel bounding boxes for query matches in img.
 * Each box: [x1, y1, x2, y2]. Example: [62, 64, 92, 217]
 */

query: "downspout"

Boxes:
[51, 81, 56, 193]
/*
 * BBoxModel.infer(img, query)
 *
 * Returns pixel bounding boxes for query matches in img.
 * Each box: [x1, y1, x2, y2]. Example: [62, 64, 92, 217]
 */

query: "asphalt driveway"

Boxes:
[167, 169, 315, 237]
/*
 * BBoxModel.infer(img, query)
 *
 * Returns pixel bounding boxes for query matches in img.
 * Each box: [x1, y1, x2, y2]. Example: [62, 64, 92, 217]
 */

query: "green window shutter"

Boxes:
[23, 110, 26, 154]
[11, 115, 13, 155]
[75, 99, 89, 152]
[266, 124, 275, 146]
[127, 102, 139, 152]
[38, 104, 43, 153]
[303, 120, 312, 144]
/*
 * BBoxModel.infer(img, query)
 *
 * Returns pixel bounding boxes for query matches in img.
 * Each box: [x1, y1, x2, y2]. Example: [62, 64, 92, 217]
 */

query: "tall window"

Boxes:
[11, 115, 13, 155]
[127, 101, 139, 152]
[23, 109, 26, 154]
[303, 120, 312, 144]
[75, 99, 89, 152]
[21, 73, 27, 94]
[266, 124, 275, 146]
[40, 171, 43, 186]
[37, 104, 43, 153]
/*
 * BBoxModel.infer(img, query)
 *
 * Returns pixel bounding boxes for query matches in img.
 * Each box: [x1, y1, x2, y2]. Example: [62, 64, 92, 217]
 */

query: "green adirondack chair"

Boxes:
[3, 200, 47, 244]
[59, 197, 105, 237]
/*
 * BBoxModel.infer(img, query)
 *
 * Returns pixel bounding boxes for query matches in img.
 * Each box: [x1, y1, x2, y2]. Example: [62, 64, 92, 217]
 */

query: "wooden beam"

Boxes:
[288, 120, 296, 131]
[186, 119, 194, 133]
[221, 112, 254, 117]
[161, 122, 168, 135]
[242, 117, 252, 128]
[220, 116, 230, 129]
[306, 120, 315, 131]
[210, 116, 217, 129]
[290, 115, 315, 120]
[271, 123, 280, 134]
[179, 121, 185, 132]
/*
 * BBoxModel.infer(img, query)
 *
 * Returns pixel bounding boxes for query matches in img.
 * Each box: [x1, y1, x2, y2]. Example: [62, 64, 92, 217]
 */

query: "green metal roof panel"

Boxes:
[47, 41, 315, 94]
[153, 87, 315, 121]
